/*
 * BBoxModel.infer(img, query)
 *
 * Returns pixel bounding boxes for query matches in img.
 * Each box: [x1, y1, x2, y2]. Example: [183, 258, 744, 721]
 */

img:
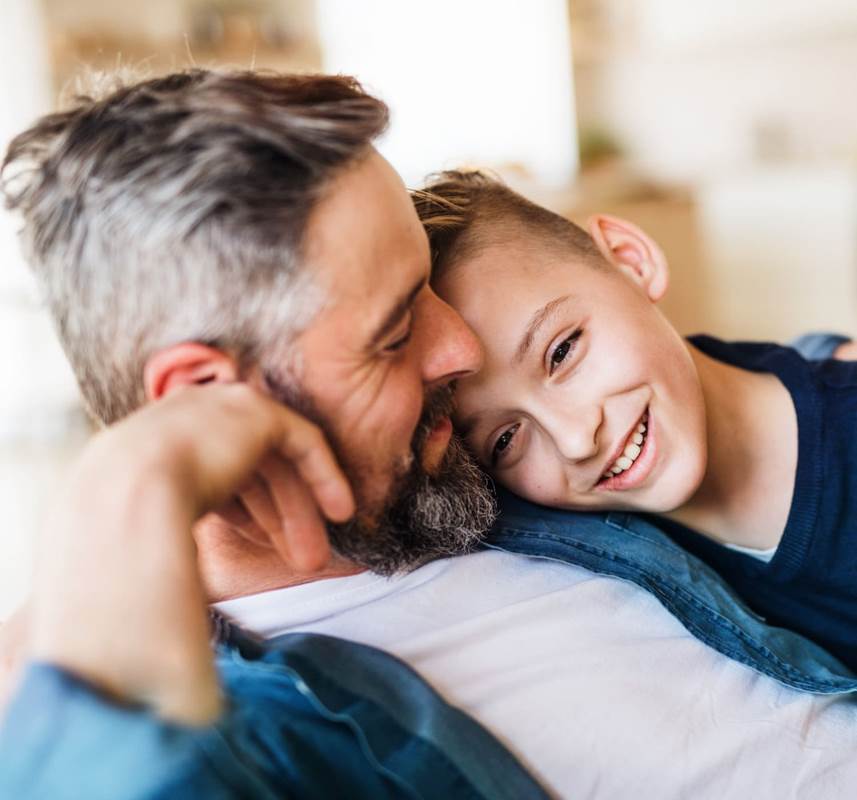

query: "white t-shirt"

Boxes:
[216, 551, 857, 799]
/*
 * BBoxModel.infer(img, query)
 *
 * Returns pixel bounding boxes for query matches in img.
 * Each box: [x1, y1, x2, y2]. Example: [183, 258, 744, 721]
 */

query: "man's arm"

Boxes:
[22, 383, 353, 725]
[0, 608, 28, 712]
[0, 385, 548, 800]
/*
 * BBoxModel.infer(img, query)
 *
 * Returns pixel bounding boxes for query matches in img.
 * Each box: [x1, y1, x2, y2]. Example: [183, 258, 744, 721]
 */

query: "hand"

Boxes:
[0, 605, 29, 716]
[210, 451, 343, 573]
[27, 383, 354, 725]
[833, 340, 857, 361]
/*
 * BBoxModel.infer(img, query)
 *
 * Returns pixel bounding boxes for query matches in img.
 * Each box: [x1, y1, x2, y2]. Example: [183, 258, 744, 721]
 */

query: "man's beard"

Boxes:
[264, 373, 496, 575]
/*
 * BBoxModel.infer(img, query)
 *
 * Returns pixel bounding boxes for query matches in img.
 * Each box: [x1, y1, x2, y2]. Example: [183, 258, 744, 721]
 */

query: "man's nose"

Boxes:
[419, 290, 484, 387]
[538, 401, 602, 463]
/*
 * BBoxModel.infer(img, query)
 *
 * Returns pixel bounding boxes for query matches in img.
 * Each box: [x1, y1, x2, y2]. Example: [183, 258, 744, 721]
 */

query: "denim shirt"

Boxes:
[0, 622, 550, 799]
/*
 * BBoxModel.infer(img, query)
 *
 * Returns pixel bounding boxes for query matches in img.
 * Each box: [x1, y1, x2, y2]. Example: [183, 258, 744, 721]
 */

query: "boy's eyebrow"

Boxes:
[514, 294, 573, 364]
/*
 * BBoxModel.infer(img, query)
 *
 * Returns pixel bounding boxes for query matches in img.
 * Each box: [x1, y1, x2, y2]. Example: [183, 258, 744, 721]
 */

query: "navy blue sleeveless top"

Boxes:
[649, 335, 857, 671]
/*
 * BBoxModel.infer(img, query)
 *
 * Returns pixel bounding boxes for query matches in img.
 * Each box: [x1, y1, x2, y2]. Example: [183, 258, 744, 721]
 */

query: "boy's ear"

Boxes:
[143, 343, 240, 402]
[586, 214, 669, 302]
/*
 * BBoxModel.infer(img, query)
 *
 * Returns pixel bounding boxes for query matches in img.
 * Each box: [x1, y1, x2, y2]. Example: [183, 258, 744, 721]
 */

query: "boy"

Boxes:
[415, 170, 857, 670]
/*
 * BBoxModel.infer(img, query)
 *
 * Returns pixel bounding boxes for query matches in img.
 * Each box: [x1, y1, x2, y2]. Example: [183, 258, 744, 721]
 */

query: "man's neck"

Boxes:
[193, 516, 367, 602]
[664, 342, 797, 551]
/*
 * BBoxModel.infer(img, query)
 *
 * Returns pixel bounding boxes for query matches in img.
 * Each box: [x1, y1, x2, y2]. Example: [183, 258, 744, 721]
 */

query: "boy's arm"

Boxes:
[789, 331, 855, 361]
[832, 340, 857, 360]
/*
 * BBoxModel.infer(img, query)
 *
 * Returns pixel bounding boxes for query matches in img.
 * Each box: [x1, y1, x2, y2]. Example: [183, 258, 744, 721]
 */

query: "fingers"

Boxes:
[231, 456, 332, 572]
[107, 383, 355, 572]
[267, 407, 355, 524]
[179, 384, 355, 526]
[211, 498, 273, 549]
[264, 458, 331, 573]
[235, 471, 284, 546]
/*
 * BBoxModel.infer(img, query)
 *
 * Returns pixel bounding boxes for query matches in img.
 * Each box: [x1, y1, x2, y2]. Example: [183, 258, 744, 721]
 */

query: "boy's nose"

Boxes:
[419, 290, 484, 388]
[540, 401, 603, 464]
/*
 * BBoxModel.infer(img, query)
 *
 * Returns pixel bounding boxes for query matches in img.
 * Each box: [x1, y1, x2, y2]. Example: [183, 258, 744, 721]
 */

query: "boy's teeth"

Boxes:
[602, 417, 649, 480]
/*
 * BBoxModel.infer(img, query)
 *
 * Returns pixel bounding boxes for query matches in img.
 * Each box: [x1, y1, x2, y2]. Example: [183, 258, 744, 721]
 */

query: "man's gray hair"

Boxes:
[1, 69, 389, 424]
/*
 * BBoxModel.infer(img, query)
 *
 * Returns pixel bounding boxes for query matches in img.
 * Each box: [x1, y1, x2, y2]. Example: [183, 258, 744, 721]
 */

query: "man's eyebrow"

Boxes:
[368, 276, 427, 349]
[514, 294, 574, 365]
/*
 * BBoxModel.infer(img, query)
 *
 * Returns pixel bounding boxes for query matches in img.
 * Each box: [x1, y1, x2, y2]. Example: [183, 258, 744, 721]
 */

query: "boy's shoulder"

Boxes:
[687, 333, 806, 372]
[687, 332, 857, 394]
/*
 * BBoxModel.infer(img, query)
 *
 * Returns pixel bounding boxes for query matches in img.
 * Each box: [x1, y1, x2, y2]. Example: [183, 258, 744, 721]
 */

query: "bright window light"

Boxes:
[316, 0, 578, 188]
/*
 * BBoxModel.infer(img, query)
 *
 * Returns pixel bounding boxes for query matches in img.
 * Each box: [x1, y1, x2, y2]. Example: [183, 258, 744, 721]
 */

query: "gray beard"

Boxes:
[264, 373, 496, 575]
[327, 423, 497, 576]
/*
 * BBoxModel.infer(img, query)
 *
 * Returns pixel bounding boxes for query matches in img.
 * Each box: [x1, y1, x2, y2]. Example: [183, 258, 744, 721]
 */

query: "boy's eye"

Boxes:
[491, 423, 520, 466]
[549, 328, 583, 375]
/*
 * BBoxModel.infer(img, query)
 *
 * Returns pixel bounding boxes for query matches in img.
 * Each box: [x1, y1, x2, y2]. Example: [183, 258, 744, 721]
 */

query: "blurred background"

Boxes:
[2, 0, 857, 618]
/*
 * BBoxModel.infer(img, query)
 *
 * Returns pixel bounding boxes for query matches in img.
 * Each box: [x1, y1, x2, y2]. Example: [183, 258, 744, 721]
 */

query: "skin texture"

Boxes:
[436, 214, 800, 551]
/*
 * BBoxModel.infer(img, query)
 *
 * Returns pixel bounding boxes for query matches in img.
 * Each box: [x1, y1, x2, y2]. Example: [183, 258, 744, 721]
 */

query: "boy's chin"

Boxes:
[593, 457, 707, 516]
[647, 457, 708, 514]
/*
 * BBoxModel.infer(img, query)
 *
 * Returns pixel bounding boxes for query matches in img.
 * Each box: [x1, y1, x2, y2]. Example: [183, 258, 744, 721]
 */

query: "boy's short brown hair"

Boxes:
[412, 170, 601, 278]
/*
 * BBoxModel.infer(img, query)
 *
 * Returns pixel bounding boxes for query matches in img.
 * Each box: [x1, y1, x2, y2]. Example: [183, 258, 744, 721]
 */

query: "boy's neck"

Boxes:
[663, 342, 797, 551]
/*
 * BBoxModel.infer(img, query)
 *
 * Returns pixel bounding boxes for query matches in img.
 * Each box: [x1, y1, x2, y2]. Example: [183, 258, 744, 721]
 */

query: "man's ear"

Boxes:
[586, 214, 669, 302]
[143, 343, 240, 402]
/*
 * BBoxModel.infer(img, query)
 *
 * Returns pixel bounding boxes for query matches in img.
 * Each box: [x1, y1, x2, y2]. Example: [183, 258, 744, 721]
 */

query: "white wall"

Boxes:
[576, 1, 857, 182]
[316, 0, 578, 188]
[697, 166, 857, 340]
[573, 2, 857, 343]
[0, 1, 86, 620]
[0, 0, 80, 440]
[639, 0, 857, 49]
[42, 0, 187, 41]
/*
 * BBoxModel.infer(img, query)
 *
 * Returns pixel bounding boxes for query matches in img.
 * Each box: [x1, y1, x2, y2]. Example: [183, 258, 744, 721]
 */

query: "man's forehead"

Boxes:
[300, 151, 430, 338]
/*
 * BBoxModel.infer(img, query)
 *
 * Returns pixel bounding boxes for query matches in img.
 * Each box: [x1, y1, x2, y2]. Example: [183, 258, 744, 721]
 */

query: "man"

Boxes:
[2, 69, 857, 799]
[0, 69, 532, 798]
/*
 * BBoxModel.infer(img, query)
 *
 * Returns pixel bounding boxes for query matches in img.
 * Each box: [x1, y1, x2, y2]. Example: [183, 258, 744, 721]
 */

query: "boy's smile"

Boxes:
[595, 408, 654, 489]
[433, 219, 709, 516]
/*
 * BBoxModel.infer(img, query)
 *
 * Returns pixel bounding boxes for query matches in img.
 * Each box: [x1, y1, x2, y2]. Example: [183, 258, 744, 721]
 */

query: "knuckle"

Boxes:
[304, 422, 324, 446]
[219, 383, 259, 414]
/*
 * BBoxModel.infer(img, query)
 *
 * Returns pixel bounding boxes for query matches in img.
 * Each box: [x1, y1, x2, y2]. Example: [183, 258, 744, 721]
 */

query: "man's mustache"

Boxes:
[411, 383, 457, 454]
